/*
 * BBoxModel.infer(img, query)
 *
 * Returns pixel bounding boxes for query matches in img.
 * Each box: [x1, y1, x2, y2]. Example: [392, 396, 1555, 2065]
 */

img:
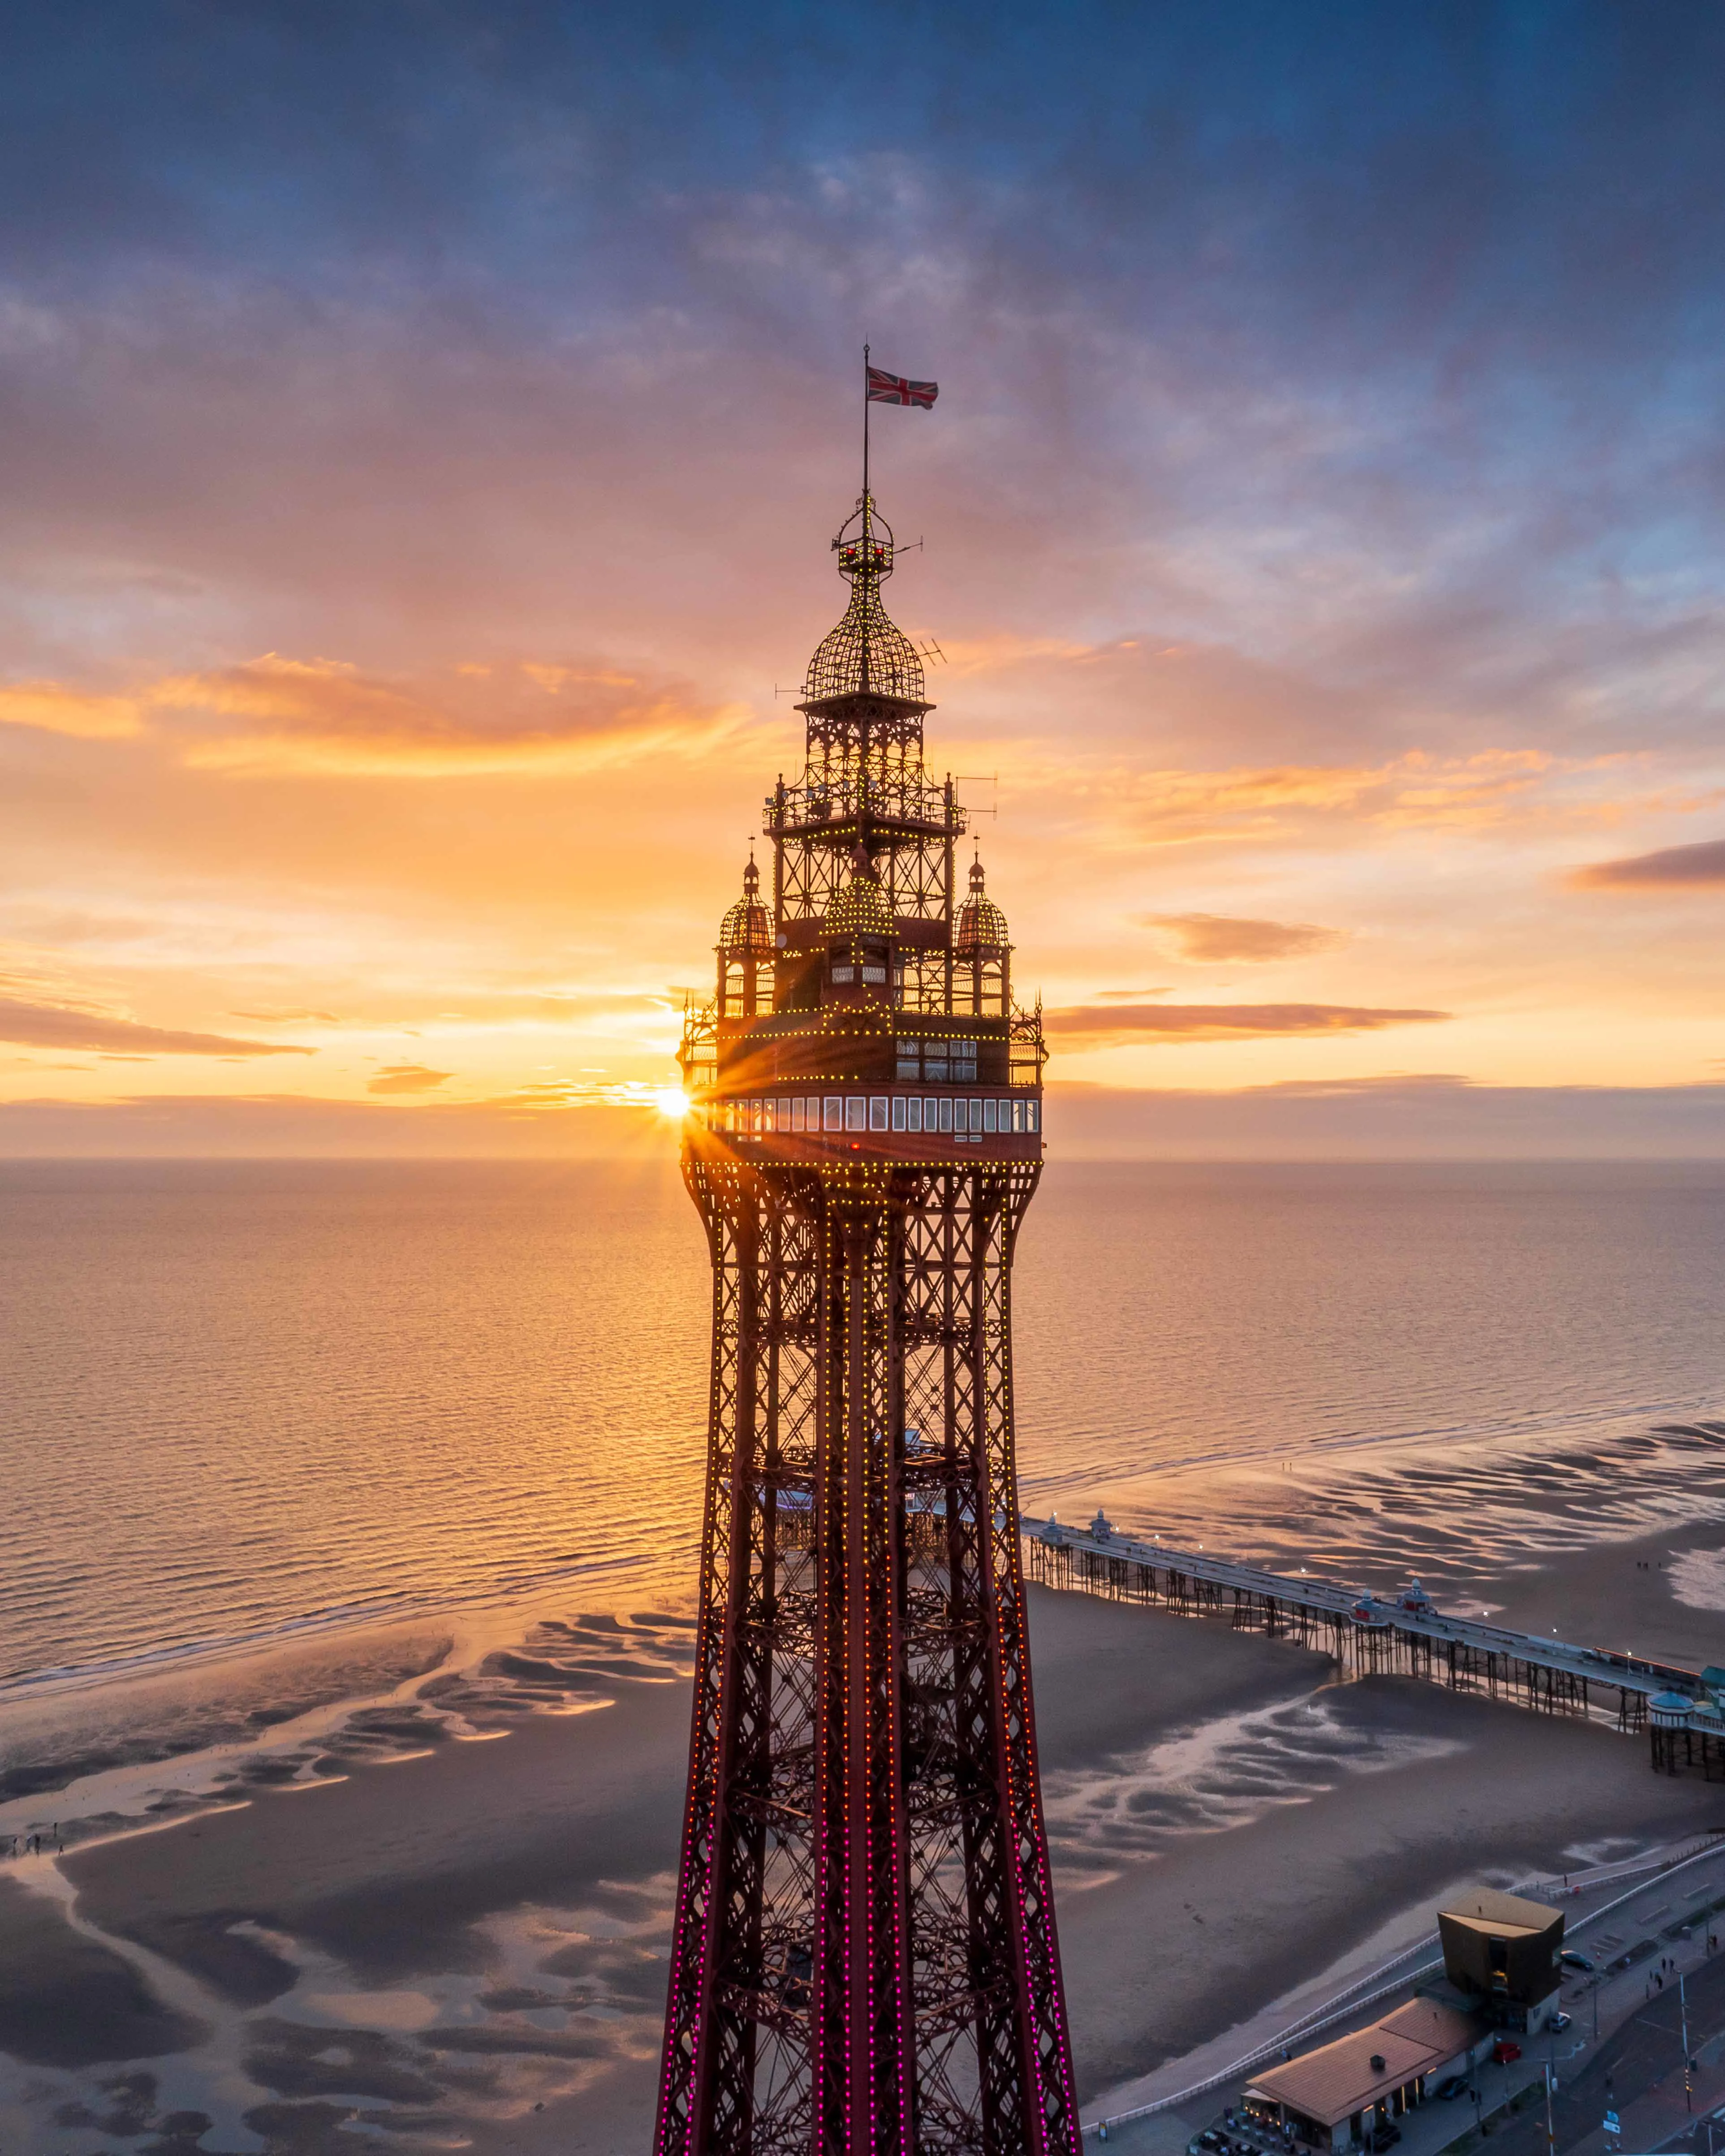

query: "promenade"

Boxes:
[1086, 1834, 1725, 2156]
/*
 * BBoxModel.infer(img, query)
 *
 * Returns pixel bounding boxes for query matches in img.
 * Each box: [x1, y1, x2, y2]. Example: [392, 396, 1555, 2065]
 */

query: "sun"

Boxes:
[652, 1085, 691, 1121]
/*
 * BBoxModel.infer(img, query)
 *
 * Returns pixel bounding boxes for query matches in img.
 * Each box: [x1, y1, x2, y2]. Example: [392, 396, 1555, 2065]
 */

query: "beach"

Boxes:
[5, 1520, 1725, 2154]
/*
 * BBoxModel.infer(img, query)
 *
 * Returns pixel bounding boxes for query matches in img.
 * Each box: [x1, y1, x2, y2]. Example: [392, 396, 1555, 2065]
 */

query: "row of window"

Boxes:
[709, 1094, 1040, 1137]
[895, 1035, 979, 1083]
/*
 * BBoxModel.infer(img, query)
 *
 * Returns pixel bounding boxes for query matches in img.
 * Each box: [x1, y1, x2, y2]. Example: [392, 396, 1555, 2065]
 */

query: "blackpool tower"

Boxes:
[655, 473, 1078, 2156]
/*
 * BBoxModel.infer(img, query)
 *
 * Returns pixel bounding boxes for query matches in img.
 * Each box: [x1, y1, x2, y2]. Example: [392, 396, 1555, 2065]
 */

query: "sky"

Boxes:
[3, 1, 1724, 1158]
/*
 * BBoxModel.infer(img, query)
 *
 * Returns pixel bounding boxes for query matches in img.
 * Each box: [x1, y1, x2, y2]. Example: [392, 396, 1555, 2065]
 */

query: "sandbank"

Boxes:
[1, 1574, 1721, 2152]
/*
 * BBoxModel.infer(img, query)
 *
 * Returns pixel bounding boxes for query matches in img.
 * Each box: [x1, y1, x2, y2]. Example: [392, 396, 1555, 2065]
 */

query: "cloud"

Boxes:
[1095, 750, 1609, 848]
[1044, 1002, 1450, 1048]
[149, 655, 747, 779]
[0, 682, 145, 739]
[1143, 913, 1348, 963]
[229, 1007, 341, 1023]
[1569, 838, 1725, 891]
[367, 1063, 453, 1094]
[1, 655, 750, 779]
[0, 994, 315, 1056]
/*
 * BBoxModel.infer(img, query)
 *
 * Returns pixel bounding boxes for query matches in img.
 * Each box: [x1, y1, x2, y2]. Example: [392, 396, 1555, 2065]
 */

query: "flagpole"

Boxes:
[862, 340, 870, 509]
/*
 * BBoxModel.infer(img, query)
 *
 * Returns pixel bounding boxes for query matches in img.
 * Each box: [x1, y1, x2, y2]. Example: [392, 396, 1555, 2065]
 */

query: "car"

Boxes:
[1492, 2040, 1522, 2066]
[1435, 2077, 1468, 2101]
[1549, 2012, 1572, 2032]
[1560, 1951, 1595, 1972]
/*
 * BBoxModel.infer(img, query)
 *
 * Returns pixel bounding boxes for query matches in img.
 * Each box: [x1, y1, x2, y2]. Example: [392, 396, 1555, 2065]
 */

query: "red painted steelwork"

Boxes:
[654, 490, 1078, 2156]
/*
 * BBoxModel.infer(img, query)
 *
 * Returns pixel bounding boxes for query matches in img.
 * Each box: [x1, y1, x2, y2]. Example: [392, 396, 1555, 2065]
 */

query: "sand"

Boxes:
[3, 1549, 1724, 2153]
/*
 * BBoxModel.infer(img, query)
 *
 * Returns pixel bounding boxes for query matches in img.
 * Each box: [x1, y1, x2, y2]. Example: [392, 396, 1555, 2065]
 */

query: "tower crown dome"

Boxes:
[823, 848, 893, 941]
[719, 856, 773, 956]
[955, 857, 1009, 954]
[803, 497, 926, 705]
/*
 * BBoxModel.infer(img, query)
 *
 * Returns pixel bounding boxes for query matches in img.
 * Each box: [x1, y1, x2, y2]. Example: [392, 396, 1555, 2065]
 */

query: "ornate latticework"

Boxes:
[954, 862, 1009, 957]
[824, 857, 894, 942]
[723, 858, 775, 958]
[659, 490, 1075, 2156]
[803, 500, 927, 706]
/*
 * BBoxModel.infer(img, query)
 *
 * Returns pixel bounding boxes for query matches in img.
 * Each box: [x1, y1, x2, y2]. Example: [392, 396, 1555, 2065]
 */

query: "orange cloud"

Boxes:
[992, 745, 1636, 855]
[1044, 1001, 1450, 1047]
[0, 682, 145, 739]
[0, 994, 315, 1056]
[1143, 912, 1348, 962]
[148, 654, 749, 778]
[367, 1063, 453, 1094]
[1100, 750, 1562, 843]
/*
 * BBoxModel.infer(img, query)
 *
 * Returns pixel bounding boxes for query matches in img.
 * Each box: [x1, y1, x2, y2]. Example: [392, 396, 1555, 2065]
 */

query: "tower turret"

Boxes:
[955, 852, 1011, 1016]
[716, 854, 771, 1018]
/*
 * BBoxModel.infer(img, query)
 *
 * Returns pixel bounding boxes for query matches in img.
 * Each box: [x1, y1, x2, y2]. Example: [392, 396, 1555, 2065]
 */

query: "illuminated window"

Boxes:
[869, 1097, 888, 1131]
[896, 1061, 919, 1081]
[969, 1099, 983, 1133]
[832, 964, 854, 983]
[806, 1096, 821, 1127]
[891, 1096, 906, 1131]
[907, 1097, 923, 1132]
[1012, 1098, 1025, 1132]
[824, 1096, 843, 1131]
[845, 1097, 866, 1132]
[924, 1097, 937, 1130]
[923, 1056, 949, 1081]
[983, 1098, 997, 1133]
[789, 1098, 804, 1132]
[1027, 1100, 1039, 1132]
[938, 1098, 954, 1133]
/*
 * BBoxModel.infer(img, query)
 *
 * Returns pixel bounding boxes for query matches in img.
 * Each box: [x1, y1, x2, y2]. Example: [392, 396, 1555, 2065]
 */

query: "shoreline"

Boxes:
[2, 1517, 1723, 2150]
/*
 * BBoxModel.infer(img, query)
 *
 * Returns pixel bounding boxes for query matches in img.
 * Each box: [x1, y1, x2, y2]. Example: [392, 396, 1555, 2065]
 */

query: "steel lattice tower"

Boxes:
[656, 486, 1078, 2156]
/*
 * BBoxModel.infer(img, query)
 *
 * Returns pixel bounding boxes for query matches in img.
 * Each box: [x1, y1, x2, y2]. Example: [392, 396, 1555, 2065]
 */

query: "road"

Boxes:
[1473, 1943, 1725, 2156]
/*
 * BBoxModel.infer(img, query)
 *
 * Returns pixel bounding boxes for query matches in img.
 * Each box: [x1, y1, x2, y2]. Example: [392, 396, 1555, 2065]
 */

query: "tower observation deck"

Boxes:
[656, 491, 1078, 2156]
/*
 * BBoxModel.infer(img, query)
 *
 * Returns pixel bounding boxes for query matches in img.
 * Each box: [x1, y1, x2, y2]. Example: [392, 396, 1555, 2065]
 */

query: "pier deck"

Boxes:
[1020, 1512, 1725, 1771]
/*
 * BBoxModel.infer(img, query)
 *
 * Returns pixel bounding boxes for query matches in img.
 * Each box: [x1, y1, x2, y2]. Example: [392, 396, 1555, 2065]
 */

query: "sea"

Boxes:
[4, 1157, 1725, 1724]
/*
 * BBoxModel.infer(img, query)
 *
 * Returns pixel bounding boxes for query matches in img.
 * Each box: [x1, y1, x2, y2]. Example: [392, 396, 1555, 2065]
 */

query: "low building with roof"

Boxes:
[1243, 1997, 1483, 2152]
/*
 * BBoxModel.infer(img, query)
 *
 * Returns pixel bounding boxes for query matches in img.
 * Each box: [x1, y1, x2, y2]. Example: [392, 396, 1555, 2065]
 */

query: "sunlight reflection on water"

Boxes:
[3, 1158, 1723, 1690]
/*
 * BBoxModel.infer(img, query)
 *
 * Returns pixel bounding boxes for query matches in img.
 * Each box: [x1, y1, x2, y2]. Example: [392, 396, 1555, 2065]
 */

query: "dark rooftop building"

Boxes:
[1435, 1888, 1564, 2034]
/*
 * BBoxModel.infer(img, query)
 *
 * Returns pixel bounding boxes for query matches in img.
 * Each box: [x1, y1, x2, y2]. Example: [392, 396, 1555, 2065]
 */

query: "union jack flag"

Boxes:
[867, 365, 938, 409]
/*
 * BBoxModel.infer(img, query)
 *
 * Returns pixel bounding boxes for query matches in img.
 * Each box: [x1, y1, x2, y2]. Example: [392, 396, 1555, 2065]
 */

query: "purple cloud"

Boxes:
[1570, 839, 1725, 891]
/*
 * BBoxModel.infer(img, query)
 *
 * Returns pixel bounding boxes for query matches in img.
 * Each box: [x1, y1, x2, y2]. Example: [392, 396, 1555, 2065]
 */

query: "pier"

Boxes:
[1020, 1511, 1725, 1775]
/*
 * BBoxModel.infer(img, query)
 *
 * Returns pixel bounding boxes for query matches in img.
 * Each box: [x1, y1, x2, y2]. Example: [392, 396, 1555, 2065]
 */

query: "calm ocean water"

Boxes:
[3, 1158, 1724, 1695]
